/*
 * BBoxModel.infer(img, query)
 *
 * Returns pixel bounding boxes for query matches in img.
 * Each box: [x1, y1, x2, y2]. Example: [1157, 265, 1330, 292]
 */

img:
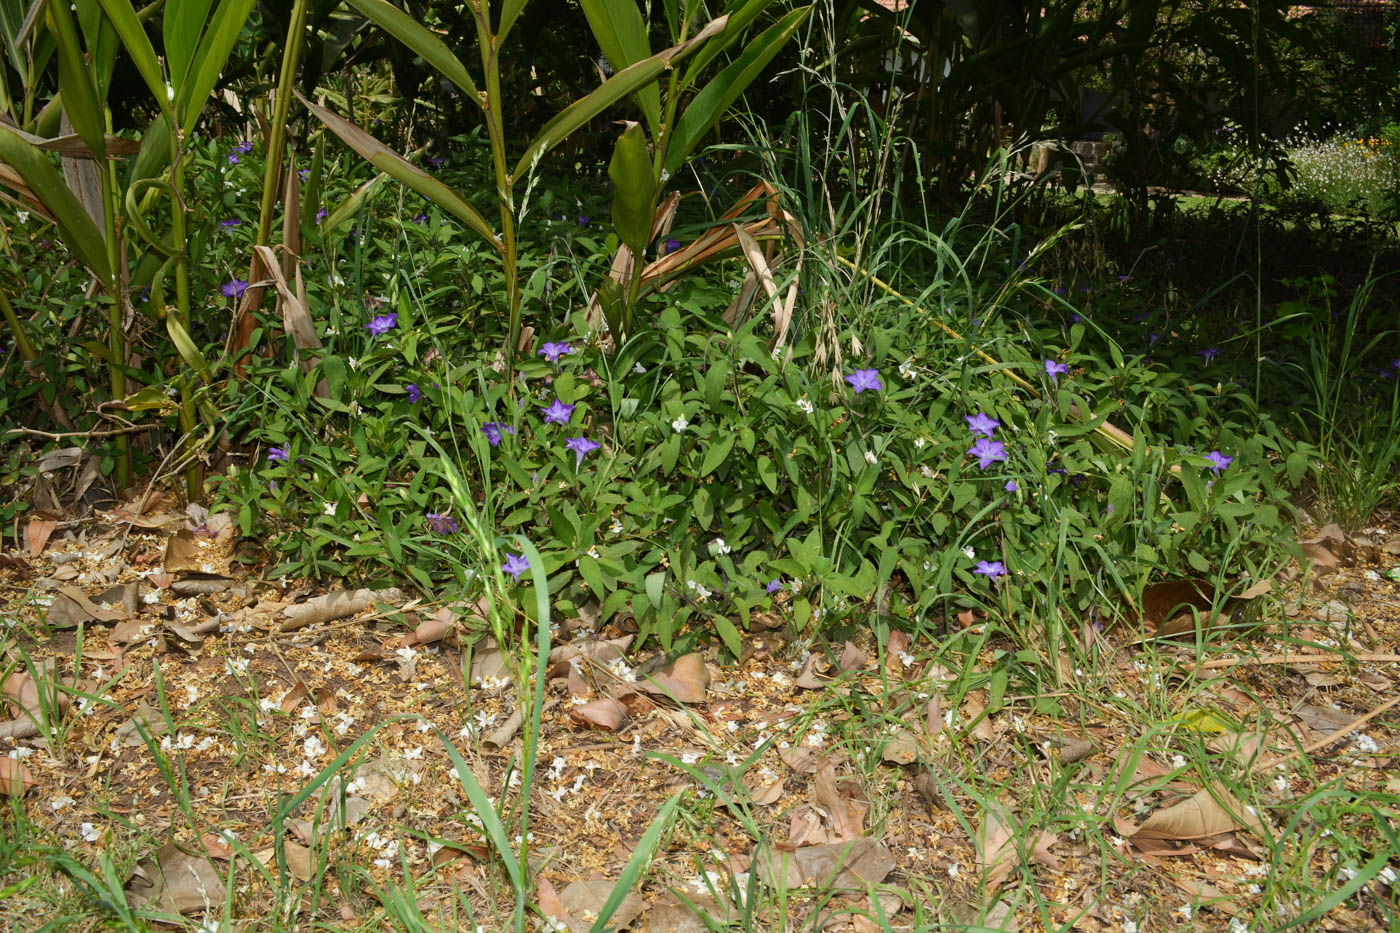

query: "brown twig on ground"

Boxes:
[1254, 695, 1400, 774]
[1195, 652, 1400, 670]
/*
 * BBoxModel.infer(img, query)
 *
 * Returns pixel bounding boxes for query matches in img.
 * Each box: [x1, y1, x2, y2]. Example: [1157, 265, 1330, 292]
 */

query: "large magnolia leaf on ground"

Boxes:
[637, 653, 710, 703]
[755, 837, 894, 888]
[125, 843, 223, 914]
[1131, 785, 1268, 842]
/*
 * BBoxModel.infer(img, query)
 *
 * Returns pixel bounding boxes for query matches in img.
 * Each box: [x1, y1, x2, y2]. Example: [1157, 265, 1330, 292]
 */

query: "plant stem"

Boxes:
[100, 110, 130, 490]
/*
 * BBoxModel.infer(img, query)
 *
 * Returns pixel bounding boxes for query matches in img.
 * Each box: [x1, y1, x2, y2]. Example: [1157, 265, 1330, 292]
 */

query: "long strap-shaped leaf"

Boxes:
[46, 0, 107, 161]
[93, 0, 174, 125]
[179, 0, 257, 136]
[512, 14, 728, 182]
[578, 0, 661, 136]
[664, 5, 809, 175]
[343, 0, 479, 105]
[297, 91, 499, 251]
[0, 124, 111, 281]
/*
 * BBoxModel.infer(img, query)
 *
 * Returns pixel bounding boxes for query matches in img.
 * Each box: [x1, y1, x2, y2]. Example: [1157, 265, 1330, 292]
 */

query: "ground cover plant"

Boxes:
[1, 1, 1400, 932]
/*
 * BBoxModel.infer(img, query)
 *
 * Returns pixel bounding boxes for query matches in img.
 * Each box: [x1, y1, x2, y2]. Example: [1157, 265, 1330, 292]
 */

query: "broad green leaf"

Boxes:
[298, 92, 499, 249]
[682, 0, 783, 85]
[93, 0, 173, 123]
[496, 0, 528, 42]
[664, 6, 807, 175]
[579, 0, 660, 135]
[46, 0, 105, 160]
[700, 433, 735, 477]
[513, 15, 729, 182]
[323, 171, 385, 233]
[128, 116, 171, 186]
[0, 125, 111, 281]
[165, 0, 215, 93]
[166, 314, 211, 381]
[645, 571, 665, 609]
[608, 122, 655, 255]
[344, 0, 478, 103]
[179, 0, 256, 136]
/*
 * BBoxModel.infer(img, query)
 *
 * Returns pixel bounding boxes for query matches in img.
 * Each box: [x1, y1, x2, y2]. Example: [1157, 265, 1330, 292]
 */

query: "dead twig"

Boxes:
[1195, 652, 1400, 671]
[1254, 695, 1400, 774]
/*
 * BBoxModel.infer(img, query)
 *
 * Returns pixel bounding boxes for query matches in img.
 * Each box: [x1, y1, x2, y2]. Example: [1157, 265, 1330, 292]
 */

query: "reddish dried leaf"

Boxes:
[976, 802, 1018, 893]
[0, 758, 35, 795]
[24, 519, 57, 558]
[795, 653, 830, 689]
[638, 653, 710, 704]
[812, 765, 864, 842]
[569, 697, 627, 731]
[837, 641, 866, 672]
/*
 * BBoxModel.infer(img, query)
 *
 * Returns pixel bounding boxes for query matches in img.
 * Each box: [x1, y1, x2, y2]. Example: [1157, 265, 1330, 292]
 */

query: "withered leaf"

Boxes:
[125, 843, 223, 914]
[1132, 784, 1267, 842]
[638, 653, 710, 704]
[976, 801, 1018, 893]
[0, 758, 35, 795]
[569, 697, 627, 731]
[559, 879, 645, 933]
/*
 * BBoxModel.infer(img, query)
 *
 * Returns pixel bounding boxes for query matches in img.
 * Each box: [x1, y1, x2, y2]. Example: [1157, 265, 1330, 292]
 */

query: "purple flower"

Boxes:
[965, 412, 1000, 438]
[412, 213, 428, 224]
[222, 278, 248, 299]
[1004, 480, 1017, 492]
[974, 560, 1006, 580]
[426, 512, 458, 534]
[1198, 347, 1221, 364]
[539, 342, 574, 363]
[366, 312, 398, 336]
[316, 208, 328, 223]
[218, 219, 241, 229]
[1045, 359, 1068, 383]
[566, 436, 601, 467]
[234, 141, 254, 153]
[968, 437, 1008, 470]
[426, 155, 446, 168]
[845, 369, 883, 393]
[502, 552, 530, 581]
[1204, 450, 1232, 474]
[766, 578, 783, 594]
[541, 398, 575, 425]
[406, 383, 422, 404]
[663, 237, 681, 255]
[482, 422, 514, 447]
[227, 153, 239, 164]
[267, 446, 289, 463]
[298, 169, 310, 181]
[578, 215, 590, 227]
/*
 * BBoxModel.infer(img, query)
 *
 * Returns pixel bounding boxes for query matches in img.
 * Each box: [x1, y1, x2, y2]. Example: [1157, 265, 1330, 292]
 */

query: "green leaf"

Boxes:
[513, 15, 728, 182]
[298, 92, 498, 249]
[756, 454, 777, 494]
[497, 0, 529, 40]
[0, 126, 111, 282]
[165, 0, 216, 93]
[578, 555, 608, 599]
[178, 0, 256, 136]
[607, 121, 655, 256]
[343, 0, 479, 103]
[664, 6, 808, 175]
[578, 0, 660, 135]
[645, 571, 666, 609]
[700, 433, 735, 477]
[713, 615, 742, 658]
[93, 0, 173, 124]
[682, 0, 781, 83]
[166, 314, 211, 381]
[47, 0, 106, 160]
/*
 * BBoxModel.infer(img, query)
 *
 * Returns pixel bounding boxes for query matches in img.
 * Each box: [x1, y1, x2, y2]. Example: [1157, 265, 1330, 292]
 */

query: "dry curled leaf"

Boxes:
[125, 843, 224, 914]
[976, 801, 1019, 893]
[569, 696, 627, 731]
[638, 653, 709, 704]
[0, 757, 35, 796]
[1131, 784, 1267, 843]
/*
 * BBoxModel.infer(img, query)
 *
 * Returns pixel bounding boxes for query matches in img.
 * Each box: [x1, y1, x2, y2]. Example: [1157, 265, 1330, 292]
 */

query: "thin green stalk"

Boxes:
[475, 8, 520, 385]
[0, 290, 36, 362]
[100, 112, 131, 490]
[169, 143, 201, 502]
[255, 0, 310, 251]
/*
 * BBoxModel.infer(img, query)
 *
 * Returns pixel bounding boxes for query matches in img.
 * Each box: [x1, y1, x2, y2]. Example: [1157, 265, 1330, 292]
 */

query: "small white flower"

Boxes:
[1122, 921, 1138, 933]
[1380, 865, 1397, 887]
[680, 751, 699, 765]
[632, 363, 646, 374]
[795, 397, 814, 414]
[899, 358, 915, 378]
[322, 501, 336, 516]
[914, 436, 926, 449]
[587, 546, 601, 559]
[1171, 754, 1187, 769]
[672, 415, 689, 433]
[609, 519, 623, 535]
[1177, 905, 1192, 920]
[16, 211, 28, 223]
[165, 83, 174, 101]
[50, 795, 76, 811]
[963, 546, 976, 560]
[81, 822, 101, 842]
[1353, 733, 1379, 754]
[864, 450, 878, 465]
[303, 735, 326, 757]
[712, 538, 731, 555]
[947, 862, 959, 878]
[920, 464, 935, 478]
[1228, 918, 1251, 933]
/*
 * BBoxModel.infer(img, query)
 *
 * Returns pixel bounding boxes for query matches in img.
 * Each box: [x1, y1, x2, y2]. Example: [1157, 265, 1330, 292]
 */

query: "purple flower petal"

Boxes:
[267, 446, 289, 463]
[1204, 450, 1232, 474]
[538, 342, 574, 363]
[974, 560, 1006, 580]
[502, 552, 530, 581]
[481, 422, 514, 447]
[968, 437, 1007, 470]
[565, 435, 601, 467]
[844, 369, 884, 393]
[426, 512, 458, 534]
[965, 412, 1000, 438]
[406, 383, 422, 404]
[222, 279, 248, 299]
[1044, 359, 1068, 382]
[366, 312, 398, 336]
[542, 398, 575, 425]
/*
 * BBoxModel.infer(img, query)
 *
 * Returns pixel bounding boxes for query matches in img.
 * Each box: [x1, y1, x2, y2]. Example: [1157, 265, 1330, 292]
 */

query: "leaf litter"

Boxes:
[0, 513, 1398, 930]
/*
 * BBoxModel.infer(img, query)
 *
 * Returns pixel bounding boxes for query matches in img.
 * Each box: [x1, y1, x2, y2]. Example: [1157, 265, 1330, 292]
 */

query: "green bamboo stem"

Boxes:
[99, 111, 131, 490]
[255, 0, 311, 252]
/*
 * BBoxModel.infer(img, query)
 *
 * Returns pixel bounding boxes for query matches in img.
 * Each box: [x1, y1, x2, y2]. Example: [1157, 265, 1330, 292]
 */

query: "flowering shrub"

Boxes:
[217, 267, 1300, 654]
